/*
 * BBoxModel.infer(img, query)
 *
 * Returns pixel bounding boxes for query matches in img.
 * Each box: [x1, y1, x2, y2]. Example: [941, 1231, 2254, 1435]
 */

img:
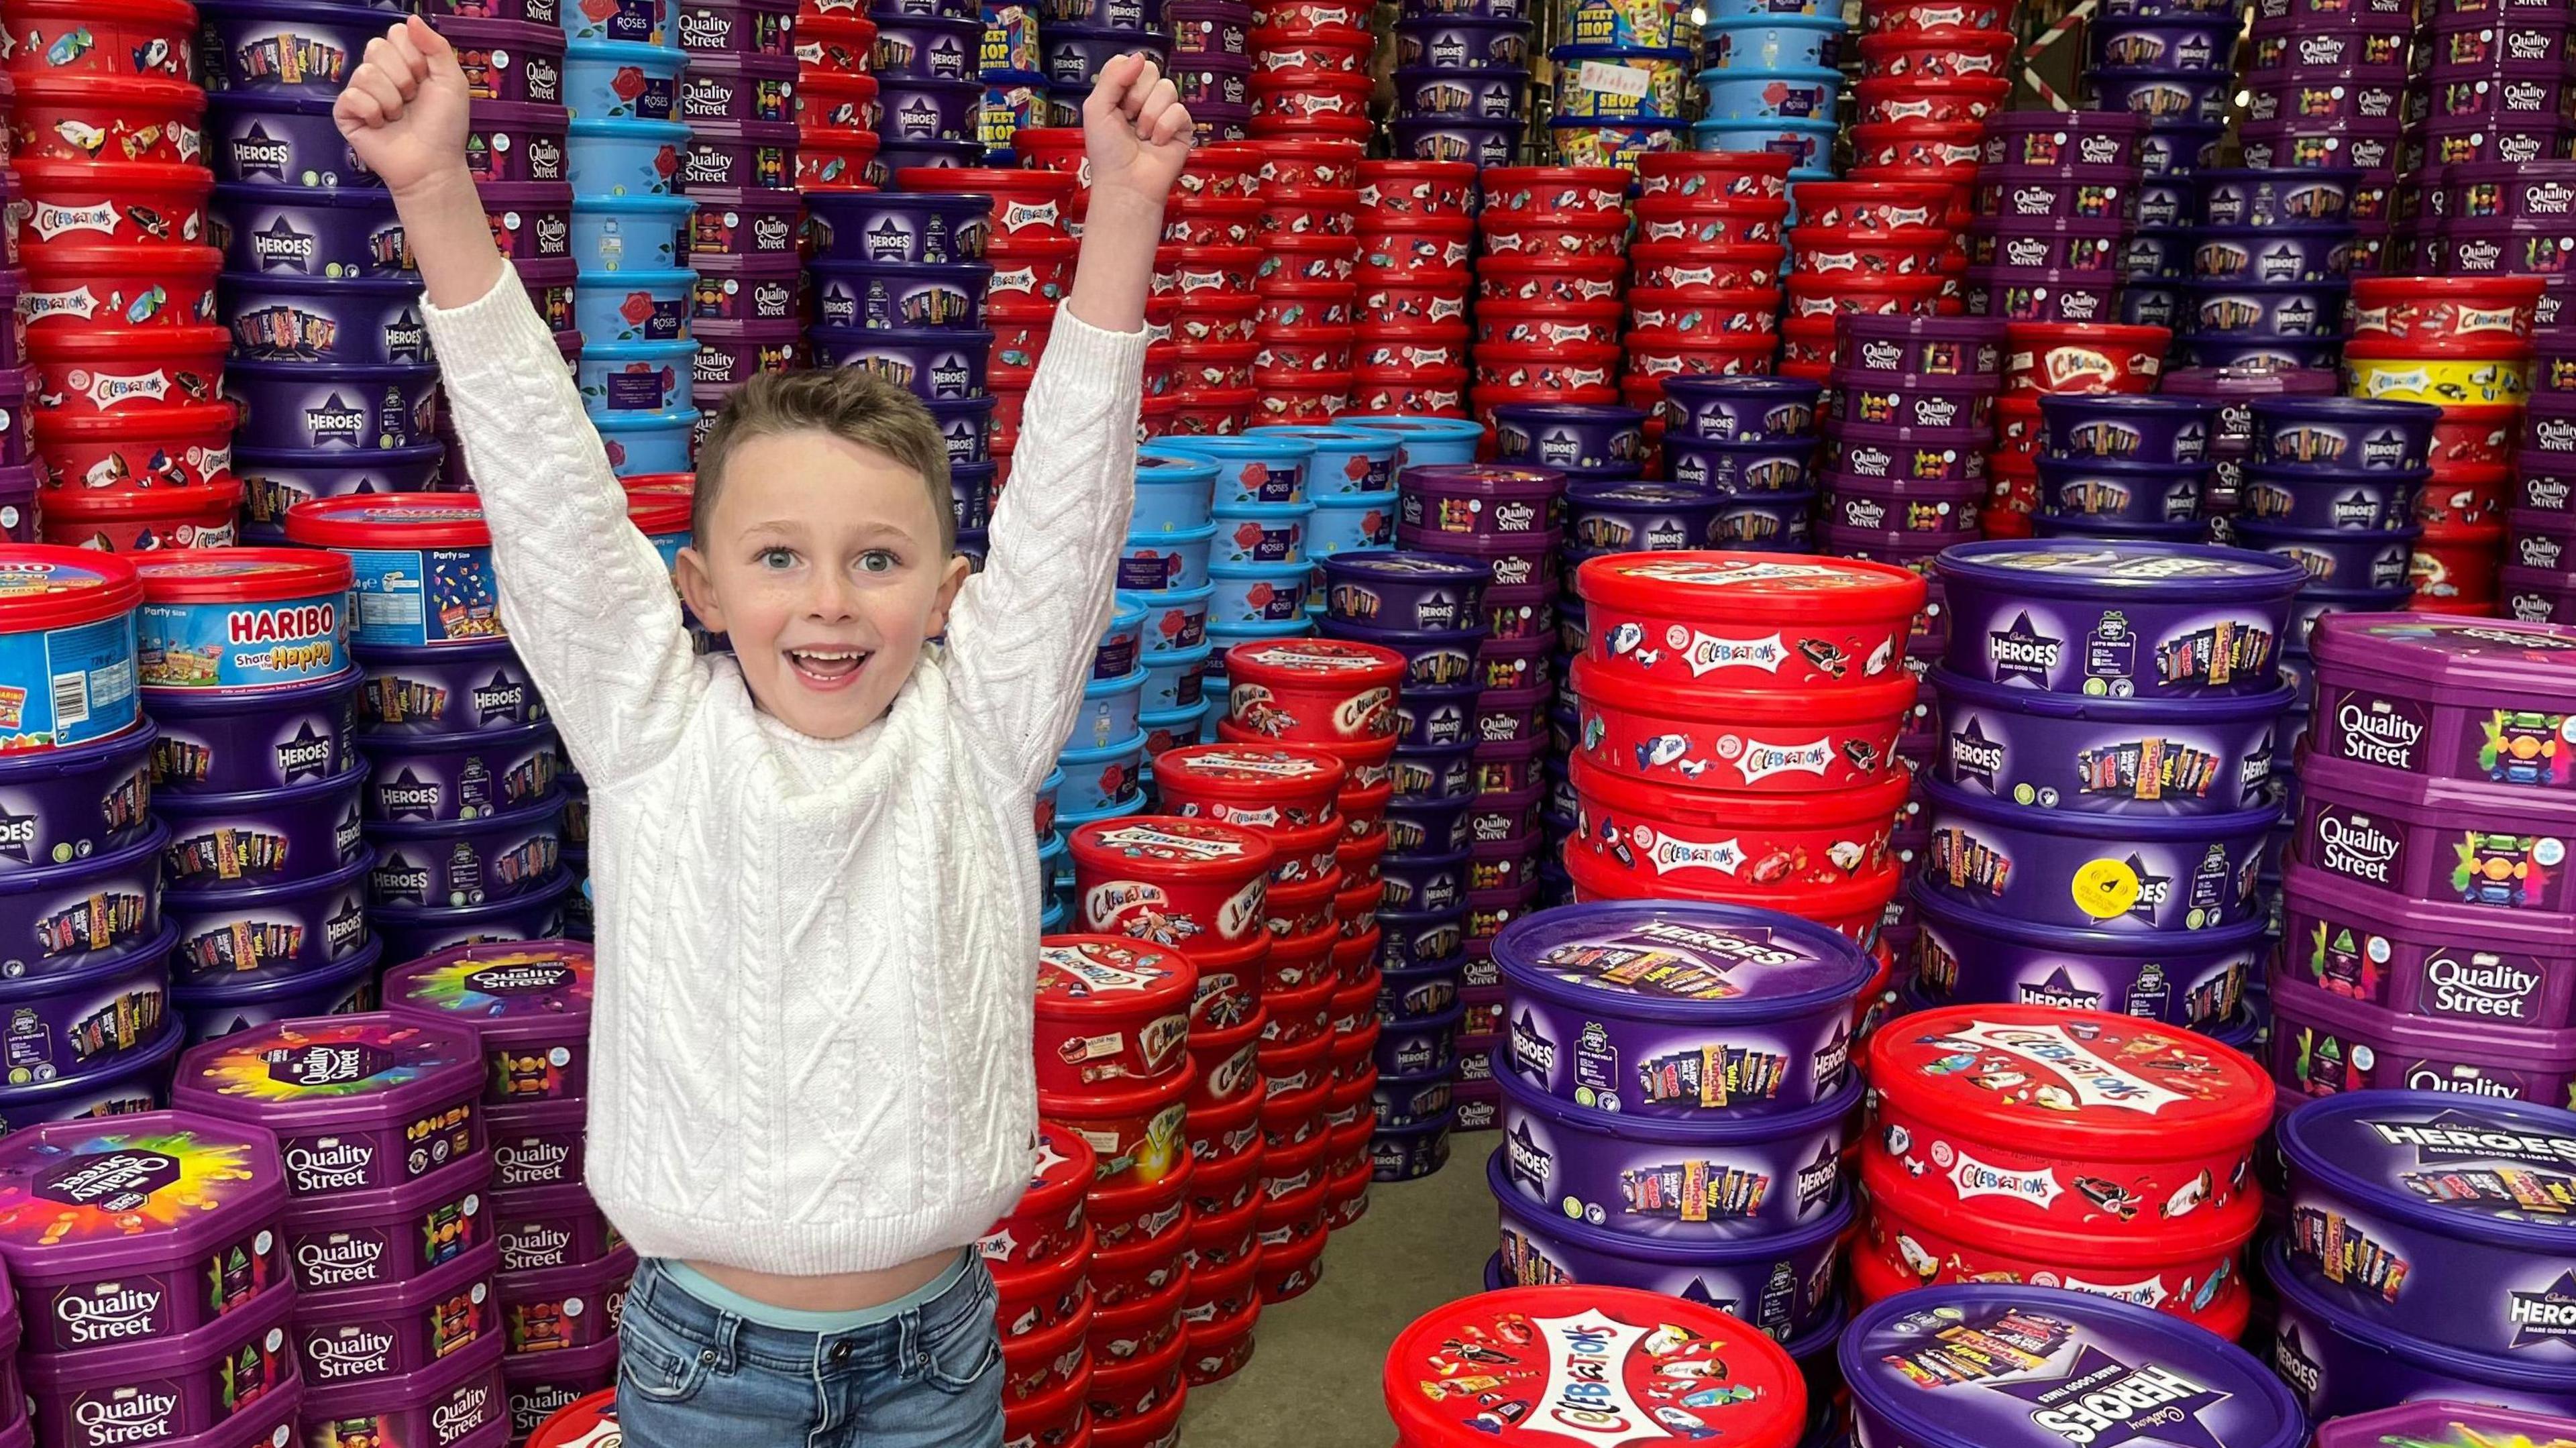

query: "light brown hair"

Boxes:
[691, 368, 957, 553]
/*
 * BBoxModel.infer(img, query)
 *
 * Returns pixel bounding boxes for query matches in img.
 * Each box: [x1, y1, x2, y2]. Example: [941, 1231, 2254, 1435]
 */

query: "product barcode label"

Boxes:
[50, 671, 86, 727]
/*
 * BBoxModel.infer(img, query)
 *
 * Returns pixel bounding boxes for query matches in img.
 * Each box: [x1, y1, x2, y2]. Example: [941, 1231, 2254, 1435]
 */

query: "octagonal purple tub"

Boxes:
[1935, 539, 2307, 698]
[1493, 1152, 1849, 1341]
[1909, 880, 2259, 1024]
[1495, 1066, 1859, 1241]
[1921, 775, 2277, 932]
[20, 1253, 299, 1441]
[292, 1237, 504, 1388]
[1491, 899, 1873, 1119]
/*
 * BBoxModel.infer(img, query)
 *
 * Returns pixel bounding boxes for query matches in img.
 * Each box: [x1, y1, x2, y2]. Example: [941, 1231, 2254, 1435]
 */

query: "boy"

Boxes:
[335, 25, 1188, 1446]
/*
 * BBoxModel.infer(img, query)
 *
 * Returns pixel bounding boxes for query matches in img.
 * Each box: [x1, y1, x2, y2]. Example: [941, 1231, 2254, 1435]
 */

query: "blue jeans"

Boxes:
[615, 1258, 1004, 1448]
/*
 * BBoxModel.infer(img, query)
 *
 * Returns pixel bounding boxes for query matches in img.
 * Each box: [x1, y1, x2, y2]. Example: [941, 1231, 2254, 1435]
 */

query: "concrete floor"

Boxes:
[1181, 1139, 1497, 1447]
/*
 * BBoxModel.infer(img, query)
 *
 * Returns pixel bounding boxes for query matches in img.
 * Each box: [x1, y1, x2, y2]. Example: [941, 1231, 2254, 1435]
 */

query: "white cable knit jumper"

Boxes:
[423, 273, 1146, 1275]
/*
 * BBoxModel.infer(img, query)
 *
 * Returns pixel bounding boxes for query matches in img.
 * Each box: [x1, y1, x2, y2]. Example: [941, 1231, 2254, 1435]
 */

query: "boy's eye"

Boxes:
[757, 547, 796, 569]
[859, 550, 898, 574]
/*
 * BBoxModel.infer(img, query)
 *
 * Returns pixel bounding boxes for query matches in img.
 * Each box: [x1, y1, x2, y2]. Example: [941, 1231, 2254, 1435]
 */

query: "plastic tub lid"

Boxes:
[1870, 1001, 2273, 1152]
[1036, 936, 1197, 1021]
[1155, 742, 1346, 802]
[1933, 538, 2308, 603]
[1573, 551, 1927, 626]
[133, 547, 352, 605]
[0, 546, 144, 632]
[1382, 1282, 1807, 1448]
[381, 938, 593, 1044]
[2279, 1090, 2576, 1252]
[2310, 612, 2576, 696]
[1491, 897, 1876, 1023]
[287, 494, 495, 550]
[0, 1109, 288, 1278]
[174, 1011, 484, 1132]
[1839, 1282, 2303, 1448]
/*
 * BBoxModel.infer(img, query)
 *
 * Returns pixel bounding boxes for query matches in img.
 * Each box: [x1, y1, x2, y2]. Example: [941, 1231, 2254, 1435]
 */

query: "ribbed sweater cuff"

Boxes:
[418, 268, 565, 389]
[1042, 303, 1154, 384]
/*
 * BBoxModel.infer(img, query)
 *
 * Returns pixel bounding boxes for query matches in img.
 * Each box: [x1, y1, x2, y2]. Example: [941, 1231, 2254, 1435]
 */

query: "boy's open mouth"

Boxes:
[786, 647, 871, 687]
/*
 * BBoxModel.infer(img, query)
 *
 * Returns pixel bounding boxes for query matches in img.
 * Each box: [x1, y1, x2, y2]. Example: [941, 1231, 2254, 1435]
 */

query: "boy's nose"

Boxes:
[806, 572, 859, 620]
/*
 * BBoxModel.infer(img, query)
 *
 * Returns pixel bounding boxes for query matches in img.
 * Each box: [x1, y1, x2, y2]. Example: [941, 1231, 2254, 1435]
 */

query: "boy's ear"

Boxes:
[924, 553, 973, 637]
[674, 546, 727, 632]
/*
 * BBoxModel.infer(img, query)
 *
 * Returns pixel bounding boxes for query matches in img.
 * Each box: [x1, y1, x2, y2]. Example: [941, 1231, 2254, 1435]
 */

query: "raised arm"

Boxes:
[943, 56, 1187, 789]
[337, 19, 702, 781]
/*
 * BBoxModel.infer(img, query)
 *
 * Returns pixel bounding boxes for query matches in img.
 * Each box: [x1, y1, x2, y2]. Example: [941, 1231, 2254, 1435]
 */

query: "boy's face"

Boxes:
[675, 430, 970, 740]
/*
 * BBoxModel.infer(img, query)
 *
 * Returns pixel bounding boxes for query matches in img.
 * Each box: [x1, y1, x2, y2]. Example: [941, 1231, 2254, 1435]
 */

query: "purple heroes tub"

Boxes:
[1493, 1062, 1860, 1240]
[1655, 375, 1823, 442]
[1491, 1152, 1850, 1341]
[1491, 404, 1648, 473]
[2268, 1243, 2576, 1421]
[1490, 899, 1872, 1119]
[803, 190, 993, 265]
[1921, 775, 2276, 932]
[1930, 662, 2291, 815]
[1843, 1285, 2304, 1448]
[1909, 879, 2261, 1025]
[357, 719, 559, 822]
[0, 1109, 289, 1352]
[2308, 614, 2576, 793]
[2033, 455, 2211, 525]
[2042, 392, 2217, 465]
[0, 922, 176, 1083]
[0, 822, 168, 976]
[354, 640, 548, 736]
[2298, 748, 2576, 912]
[0, 722, 155, 872]
[2279, 1091, 2576, 1357]
[154, 763, 365, 893]
[1935, 539, 2308, 698]
[2251, 397, 2444, 472]
[367, 789, 568, 908]
[173, 1012, 485, 1201]
[384, 938, 595, 1105]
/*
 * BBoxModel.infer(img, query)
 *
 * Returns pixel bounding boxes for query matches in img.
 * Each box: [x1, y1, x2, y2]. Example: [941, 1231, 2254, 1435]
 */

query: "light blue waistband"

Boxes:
[658, 1251, 972, 1333]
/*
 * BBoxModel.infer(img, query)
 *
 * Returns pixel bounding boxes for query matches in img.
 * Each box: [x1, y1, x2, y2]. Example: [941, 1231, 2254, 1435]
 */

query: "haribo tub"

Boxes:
[1489, 900, 1877, 1119]
[2276, 1091, 2576, 1358]
[1935, 539, 2306, 698]
[133, 549, 352, 694]
[0, 546, 144, 752]
[172, 1013, 486, 1200]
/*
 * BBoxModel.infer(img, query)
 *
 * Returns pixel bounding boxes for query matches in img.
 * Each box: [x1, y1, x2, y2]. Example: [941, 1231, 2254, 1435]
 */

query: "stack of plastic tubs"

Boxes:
[2172, 166, 2358, 376]
[1126, 448, 1220, 763]
[1550, 34, 1690, 178]
[1462, 168, 1620, 433]
[676, 0, 800, 437]
[2404, 0, 2574, 243]
[790, 0, 875, 186]
[1123, 140, 1265, 433]
[20, 2, 252, 545]
[1345, 156, 1472, 424]
[1246, 422, 1397, 612]
[131, 548, 378, 1043]
[2082, 0, 2231, 205]
[48, 0, 291, 551]
[872, 0, 983, 175]
[2229, 396, 2438, 654]
[1966, 111, 2143, 339]
[175, 1014, 511, 1445]
[1163, 13, 1250, 143]
[975, 0, 1044, 160]
[2239, 0, 2408, 282]
[0, 1111, 310, 1447]
[1158, 0, 1247, 146]
[1247, 143, 1363, 425]
[1838, 0, 2010, 329]
[284, 494, 578, 959]
[1160, 432, 1316, 703]
[987, 1122, 1097, 1448]
[909, 166, 1067, 495]
[1690, 7, 1841, 180]
[384, 940, 625, 1443]
[1788, 174, 1961, 377]
[2030, 390, 2214, 543]
[1385, 3, 1518, 168]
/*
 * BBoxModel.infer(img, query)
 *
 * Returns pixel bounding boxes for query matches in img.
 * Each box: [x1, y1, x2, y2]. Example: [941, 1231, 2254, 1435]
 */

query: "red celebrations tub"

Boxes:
[1225, 634, 1405, 742]
[1383, 1284, 1807, 1448]
[1070, 815, 1275, 950]
[1864, 1004, 2271, 1330]
[1033, 935, 1197, 1092]
[1840, 1286, 2304, 1448]
[1574, 553, 1925, 692]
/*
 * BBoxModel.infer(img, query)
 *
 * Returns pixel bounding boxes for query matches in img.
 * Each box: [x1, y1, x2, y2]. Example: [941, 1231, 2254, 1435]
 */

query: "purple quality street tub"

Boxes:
[356, 720, 561, 822]
[2252, 397, 2444, 472]
[282, 1149, 493, 1294]
[294, 1236, 502, 1388]
[0, 822, 168, 975]
[1847, 1286, 2302, 1448]
[2271, 974, 2576, 1101]
[2239, 465, 2428, 531]
[367, 789, 568, 908]
[1821, 423, 1988, 486]
[486, 1096, 586, 1190]
[369, 872, 577, 964]
[21, 1266, 298, 1446]
[2309, 614, 2576, 793]
[1920, 776, 2276, 932]
[492, 1182, 620, 1273]
[502, 1335, 619, 1439]
[1493, 1066, 1859, 1241]
[1492, 1152, 1849, 1342]
[2267, 1242, 2576, 1420]
[495, 1241, 633, 1353]
[2298, 750, 2576, 912]
[1935, 539, 2307, 698]
[353, 641, 547, 736]
[0, 1109, 289, 1352]
[2282, 856, 2576, 1027]
[2041, 393, 2217, 465]
[1909, 880, 2259, 1025]
[1490, 900, 1872, 1119]
[1930, 663, 2290, 816]
[2279, 1091, 2576, 1356]
[154, 764, 364, 893]
[300, 1328, 506, 1447]
[0, 723, 155, 872]
[173, 1011, 485, 1199]
[0, 922, 175, 1084]
[384, 938, 594, 1104]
